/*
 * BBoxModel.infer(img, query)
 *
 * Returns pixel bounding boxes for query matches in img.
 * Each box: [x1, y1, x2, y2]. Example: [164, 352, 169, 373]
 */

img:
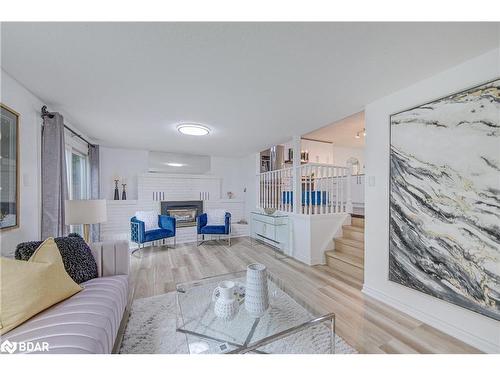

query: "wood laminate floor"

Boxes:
[129, 237, 481, 354]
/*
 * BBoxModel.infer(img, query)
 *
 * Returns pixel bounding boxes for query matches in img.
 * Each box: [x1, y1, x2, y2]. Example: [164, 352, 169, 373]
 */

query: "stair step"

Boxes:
[325, 250, 364, 269]
[343, 225, 364, 233]
[334, 240, 364, 260]
[351, 217, 365, 228]
[336, 237, 364, 248]
[342, 225, 364, 241]
[325, 252, 364, 283]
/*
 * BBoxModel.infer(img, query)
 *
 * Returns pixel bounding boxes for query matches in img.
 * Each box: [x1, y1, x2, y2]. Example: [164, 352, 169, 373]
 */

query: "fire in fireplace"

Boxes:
[161, 201, 203, 228]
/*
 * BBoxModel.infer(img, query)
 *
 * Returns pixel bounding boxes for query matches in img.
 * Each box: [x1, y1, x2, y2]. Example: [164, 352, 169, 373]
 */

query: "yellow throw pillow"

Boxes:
[0, 237, 82, 335]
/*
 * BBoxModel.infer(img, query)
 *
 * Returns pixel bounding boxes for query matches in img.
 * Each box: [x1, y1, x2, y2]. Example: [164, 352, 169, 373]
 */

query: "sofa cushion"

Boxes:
[144, 228, 174, 242]
[206, 209, 226, 225]
[15, 233, 98, 284]
[0, 275, 128, 354]
[0, 238, 82, 335]
[200, 225, 227, 235]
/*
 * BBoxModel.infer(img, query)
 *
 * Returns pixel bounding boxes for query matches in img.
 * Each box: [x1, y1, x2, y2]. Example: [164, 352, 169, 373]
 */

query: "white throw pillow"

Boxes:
[135, 211, 160, 231]
[206, 209, 226, 226]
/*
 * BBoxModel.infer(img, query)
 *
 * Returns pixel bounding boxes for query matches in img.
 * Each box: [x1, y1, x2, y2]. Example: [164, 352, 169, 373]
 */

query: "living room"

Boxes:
[1, 2, 499, 373]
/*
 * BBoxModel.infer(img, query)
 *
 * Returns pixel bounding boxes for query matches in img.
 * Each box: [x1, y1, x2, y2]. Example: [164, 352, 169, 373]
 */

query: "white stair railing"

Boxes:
[258, 163, 354, 215]
[258, 167, 294, 213]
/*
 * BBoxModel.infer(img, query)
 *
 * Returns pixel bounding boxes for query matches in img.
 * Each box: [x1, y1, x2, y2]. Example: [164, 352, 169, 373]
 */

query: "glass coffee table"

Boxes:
[176, 270, 335, 354]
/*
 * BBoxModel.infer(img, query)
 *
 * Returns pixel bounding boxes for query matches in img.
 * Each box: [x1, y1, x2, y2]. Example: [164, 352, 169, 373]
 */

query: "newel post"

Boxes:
[345, 161, 353, 214]
[292, 135, 301, 214]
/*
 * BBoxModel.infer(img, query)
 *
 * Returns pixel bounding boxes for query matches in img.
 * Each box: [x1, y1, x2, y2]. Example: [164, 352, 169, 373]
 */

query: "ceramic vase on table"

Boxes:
[212, 280, 239, 321]
[244, 263, 269, 318]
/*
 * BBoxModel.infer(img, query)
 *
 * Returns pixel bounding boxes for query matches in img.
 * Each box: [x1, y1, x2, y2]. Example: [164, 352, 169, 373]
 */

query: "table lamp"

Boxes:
[65, 199, 107, 243]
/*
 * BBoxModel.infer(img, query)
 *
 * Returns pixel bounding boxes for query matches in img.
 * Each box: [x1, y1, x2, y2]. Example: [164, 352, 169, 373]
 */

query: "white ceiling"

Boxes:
[1, 23, 498, 157]
[304, 111, 365, 148]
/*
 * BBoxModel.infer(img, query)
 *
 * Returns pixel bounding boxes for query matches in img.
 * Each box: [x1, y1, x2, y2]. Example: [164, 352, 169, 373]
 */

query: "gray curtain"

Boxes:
[89, 145, 101, 242]
[41, 113, 68, 238]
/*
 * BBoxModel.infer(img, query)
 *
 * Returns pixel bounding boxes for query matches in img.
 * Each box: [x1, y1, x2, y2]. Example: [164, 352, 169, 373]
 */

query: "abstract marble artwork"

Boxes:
[389, 78, 500, 321]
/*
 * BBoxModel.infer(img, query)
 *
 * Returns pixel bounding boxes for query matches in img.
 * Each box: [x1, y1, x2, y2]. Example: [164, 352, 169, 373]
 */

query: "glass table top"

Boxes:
[176, 270, 335, 354]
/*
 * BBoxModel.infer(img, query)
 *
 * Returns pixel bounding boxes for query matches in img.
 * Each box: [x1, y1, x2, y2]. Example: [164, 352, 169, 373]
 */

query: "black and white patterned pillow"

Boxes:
[15, 233, 98, 284]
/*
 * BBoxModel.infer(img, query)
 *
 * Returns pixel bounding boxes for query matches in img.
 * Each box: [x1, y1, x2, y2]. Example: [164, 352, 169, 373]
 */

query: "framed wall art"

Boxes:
[389, 78, 500, 321]
[0, 103, 20, 231]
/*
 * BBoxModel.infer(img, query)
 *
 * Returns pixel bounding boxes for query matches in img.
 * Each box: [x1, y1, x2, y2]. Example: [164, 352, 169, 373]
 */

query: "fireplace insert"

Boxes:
[161, 200, 203, 228]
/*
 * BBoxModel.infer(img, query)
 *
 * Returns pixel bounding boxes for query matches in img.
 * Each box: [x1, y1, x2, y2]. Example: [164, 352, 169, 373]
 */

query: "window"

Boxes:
[71, 152, 88, 200]
[65, 133, 89, 235]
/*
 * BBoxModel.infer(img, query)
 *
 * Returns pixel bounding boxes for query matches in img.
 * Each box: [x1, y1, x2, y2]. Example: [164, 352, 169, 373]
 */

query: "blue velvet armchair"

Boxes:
[197, 212, 231, 246]
[131, 215, 176, 254]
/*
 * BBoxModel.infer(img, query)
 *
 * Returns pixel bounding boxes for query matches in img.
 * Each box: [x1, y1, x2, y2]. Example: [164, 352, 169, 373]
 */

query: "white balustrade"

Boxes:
[258, 163, 357, 215]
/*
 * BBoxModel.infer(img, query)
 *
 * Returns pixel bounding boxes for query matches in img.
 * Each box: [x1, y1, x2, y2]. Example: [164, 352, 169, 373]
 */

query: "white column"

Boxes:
[346, 161, 353, 214]
[291, 136, 301, 214]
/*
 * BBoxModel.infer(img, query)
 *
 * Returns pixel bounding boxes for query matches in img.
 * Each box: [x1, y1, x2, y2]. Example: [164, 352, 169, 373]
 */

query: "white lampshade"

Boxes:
[65, 199, 107, 225]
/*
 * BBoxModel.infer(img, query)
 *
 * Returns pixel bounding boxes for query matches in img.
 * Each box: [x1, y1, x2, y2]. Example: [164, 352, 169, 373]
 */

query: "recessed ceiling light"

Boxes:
[177, 123, 210, 136]
[165, 162, 184, 167]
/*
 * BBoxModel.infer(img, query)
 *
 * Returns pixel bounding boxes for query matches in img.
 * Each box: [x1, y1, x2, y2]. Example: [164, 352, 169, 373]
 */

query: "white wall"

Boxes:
[289, 213, 349, 265]
[332, 146, 364, 173]
[301, 139, 333, 164]
[364, 48, 500, 353]
[0, 71, 42, 256]
[148, 151, 211, 174]
[300, 138, 364, 173]
[210, 156, 255, 201]
[99, 147, 149, 200]
[99, 147, 257, 221]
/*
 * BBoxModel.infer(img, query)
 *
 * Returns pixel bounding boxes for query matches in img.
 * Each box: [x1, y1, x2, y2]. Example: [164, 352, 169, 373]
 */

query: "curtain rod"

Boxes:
[41, 105, 95, 147]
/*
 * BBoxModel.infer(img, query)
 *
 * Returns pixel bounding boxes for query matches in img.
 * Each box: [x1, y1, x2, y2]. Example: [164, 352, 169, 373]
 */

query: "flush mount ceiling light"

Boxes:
[177, 123, 210, 136]
[165, 162, 184, 167]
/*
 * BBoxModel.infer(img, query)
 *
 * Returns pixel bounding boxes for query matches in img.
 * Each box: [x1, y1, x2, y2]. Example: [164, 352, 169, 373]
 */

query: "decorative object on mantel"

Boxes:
[121, 184, 127, 200]
[244, 263, 269, 318]
[389, 78, 500, 321]
[212, 280, 240, 321]
[113, 179, 120, 200]
[0, 104, 19, 230]
[226, 191, 234, 199]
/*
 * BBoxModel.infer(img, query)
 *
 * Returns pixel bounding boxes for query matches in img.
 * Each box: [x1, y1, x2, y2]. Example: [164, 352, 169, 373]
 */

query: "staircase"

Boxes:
[324, 216, 364, 289]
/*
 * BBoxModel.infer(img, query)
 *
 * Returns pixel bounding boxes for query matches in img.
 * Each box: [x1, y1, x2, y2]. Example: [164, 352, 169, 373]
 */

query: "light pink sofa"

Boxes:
[1, 241, 130, 354]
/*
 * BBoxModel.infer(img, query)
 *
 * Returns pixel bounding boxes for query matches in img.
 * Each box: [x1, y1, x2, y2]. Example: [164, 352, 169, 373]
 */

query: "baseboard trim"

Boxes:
[362, 285, 499, 353]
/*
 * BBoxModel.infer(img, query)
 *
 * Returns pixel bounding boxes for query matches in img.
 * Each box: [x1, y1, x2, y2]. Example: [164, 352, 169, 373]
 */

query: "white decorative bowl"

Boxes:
[264, 208, 277, 215]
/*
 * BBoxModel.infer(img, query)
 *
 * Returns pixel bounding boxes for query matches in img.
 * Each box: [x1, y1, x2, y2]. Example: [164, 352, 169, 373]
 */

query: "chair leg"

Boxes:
[131, 242, 143, 257]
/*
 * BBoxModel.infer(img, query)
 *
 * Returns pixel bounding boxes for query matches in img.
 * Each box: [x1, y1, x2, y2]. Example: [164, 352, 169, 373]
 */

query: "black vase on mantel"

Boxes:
[114, 179, 120, 200]
[121, 184, 127, 200]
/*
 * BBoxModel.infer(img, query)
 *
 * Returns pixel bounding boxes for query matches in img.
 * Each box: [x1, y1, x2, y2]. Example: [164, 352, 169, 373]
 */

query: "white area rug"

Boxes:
[120, 291, 357, 354]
